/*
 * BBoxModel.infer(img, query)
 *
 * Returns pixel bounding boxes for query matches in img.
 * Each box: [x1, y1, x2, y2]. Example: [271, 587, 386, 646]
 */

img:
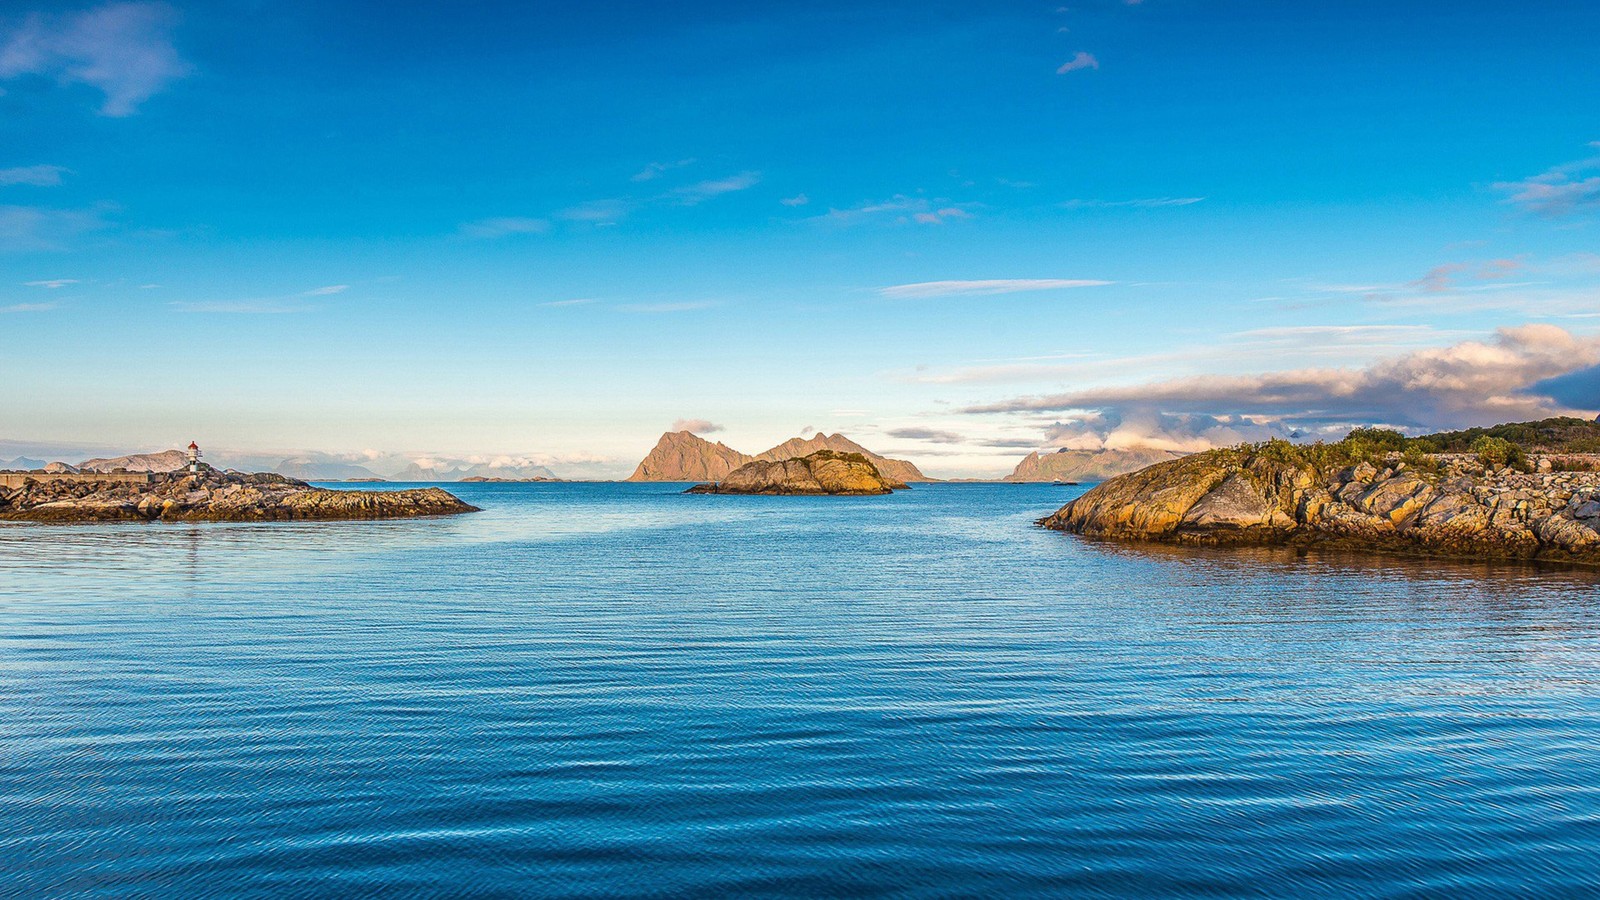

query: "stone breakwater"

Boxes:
[0, 468, 479, 523]
[687, 450, 906, 496]
[1041, 450, 1600, 565]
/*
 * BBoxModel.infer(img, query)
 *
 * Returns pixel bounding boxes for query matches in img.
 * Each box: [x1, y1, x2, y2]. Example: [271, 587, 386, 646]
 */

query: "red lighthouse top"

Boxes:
[188, 441, 199, 450]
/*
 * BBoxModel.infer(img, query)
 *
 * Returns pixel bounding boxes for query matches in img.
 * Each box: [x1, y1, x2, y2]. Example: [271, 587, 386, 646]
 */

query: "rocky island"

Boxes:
[686, 450, 906, 495]
[630, 430, 931, 483]
[1042, 419, 1600, 566]
[0, 466, 478, 523]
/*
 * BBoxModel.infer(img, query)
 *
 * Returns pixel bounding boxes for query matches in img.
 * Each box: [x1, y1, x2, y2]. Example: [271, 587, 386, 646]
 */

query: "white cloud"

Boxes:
[671, 418, 724, 434]
[812, 194, 975, 227]
[0, 204, 109, 251]
[459, 216, 550, 238]
[1056, 52, 1099, 74]
[1495, 146, 1600, 216]
[780, 193, 810, 207]
[880, 279, 1112, 299]
[303, 284, 348, 296]
[619, 301, 714, 313]
[671, 171, 761, 204]
[1, 302, 53, 313]
[0, 2, 190, 116]
[1062, 197, 1205, 209]
[24, 278, 78, 289]
[557, 199, 631, 224]
[0, 165, 69, 187]
[631, 158, 696, 182]
[170, 300, 303, 314]
[541, 297, 596, 307]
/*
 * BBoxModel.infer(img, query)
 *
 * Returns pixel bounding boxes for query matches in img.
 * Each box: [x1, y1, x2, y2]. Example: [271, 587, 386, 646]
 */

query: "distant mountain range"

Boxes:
[274, 457, 386, 481]
[393, 461, 559, 482]
[2, 448, 560, 482]
[78, 450, 193, 473]
[0, 456, 45, 471]
[1004, 447, 1186, 482]
[628, 431, 932, 483]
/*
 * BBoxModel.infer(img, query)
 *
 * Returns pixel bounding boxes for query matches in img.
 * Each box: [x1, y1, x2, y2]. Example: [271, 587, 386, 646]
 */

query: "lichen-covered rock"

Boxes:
[0, 467, 478, 523]
[1040, 448, 1600, 565]
[686, 450, 905, 495]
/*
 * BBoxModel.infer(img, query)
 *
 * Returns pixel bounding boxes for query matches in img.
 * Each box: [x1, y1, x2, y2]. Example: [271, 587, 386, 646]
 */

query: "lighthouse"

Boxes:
[188, 441, 202, 475]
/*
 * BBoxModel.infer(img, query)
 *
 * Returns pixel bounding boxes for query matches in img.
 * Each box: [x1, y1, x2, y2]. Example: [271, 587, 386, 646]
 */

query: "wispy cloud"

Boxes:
[619, 301, 714, 313]
[170, 300, 303, 314]
[541, 297, 596, 307]
[459, 216, 550, 238]
[0, 2, 190, 116]
[1, 302, 54, 313]
[1411, 263, 1465, 294]
[812, 194, 975, 227]
[1495, 145, 1600, 217]
[1062, 197, 1205, 209]
[671, 171, 761, 205]
[0, 204, 110, 251]
[671, 418, 724, 434]
[1056, 51, 1099, 74]
[631, 159, 696, 182]
[171, 284, 350, 314]
[881, 279, 1112, 299]
[24, 278, 78, 289]
[963, 324, 1600, 431]
[557, 199, 631, 224]
[780, 194, 810, 207]
[885, 427, 965, 444]
[0, 165, 69, 187]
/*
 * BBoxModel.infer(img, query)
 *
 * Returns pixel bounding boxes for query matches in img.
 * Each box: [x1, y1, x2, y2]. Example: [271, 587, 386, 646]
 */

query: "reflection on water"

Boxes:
[3, 483, 1599, 898]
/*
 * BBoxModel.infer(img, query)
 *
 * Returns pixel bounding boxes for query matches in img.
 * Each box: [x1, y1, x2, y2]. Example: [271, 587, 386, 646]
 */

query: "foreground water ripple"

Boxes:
[3, 483, 1600, 898]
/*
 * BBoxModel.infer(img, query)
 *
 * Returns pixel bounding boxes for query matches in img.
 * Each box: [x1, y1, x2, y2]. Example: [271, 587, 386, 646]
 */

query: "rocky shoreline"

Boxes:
[0, 467, 479, 523]
[1042, 444, 1600, 566]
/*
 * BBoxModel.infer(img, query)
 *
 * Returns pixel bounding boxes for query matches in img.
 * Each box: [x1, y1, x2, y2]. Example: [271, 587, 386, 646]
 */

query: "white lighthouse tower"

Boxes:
[188, 441, 202, 475]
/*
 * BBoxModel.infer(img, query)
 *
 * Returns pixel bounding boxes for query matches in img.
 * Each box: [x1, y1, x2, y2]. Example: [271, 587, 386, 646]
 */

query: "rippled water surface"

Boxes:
[4, 483, 1600, 898]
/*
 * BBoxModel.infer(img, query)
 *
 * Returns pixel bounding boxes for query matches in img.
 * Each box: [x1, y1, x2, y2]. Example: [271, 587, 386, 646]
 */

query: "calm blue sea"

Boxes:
[3, 482, 1600, 898]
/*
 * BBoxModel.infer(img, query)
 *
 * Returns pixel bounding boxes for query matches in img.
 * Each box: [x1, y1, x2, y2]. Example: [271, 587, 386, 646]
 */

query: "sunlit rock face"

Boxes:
[686, 451, 906, 496]
[1043, 449, 1600, 565]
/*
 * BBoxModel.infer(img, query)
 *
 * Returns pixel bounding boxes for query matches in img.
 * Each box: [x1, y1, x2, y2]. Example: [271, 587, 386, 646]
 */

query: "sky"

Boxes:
[2, 0, 1598, 478]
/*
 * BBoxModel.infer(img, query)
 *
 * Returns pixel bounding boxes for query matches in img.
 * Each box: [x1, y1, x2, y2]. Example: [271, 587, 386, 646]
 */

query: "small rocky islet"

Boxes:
[687, 450, 907, 495]
[1043, 418, 1600, 566]
[0, 466, 478, 523]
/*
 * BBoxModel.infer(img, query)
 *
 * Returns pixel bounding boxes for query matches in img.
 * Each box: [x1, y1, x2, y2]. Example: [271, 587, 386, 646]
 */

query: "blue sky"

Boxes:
[3, 0, 1598, 477]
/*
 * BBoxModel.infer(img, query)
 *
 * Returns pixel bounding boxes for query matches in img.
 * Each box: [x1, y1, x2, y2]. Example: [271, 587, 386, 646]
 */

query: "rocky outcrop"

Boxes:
[686, 450, 906, 495]
[629, 430, 931, 482]
[1042, 448, 1600, 565]
[753, 433, 931, 483]
[1006, 447, 1185, 483]
[0, 467, 478, 522]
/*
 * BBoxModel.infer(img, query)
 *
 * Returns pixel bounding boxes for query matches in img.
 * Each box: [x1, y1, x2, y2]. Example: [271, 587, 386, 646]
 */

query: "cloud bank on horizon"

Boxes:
[959, 325, 1600, 454]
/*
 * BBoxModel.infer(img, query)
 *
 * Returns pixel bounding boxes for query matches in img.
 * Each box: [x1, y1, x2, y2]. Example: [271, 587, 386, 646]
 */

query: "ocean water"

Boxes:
[3, 482, 1600, 899]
